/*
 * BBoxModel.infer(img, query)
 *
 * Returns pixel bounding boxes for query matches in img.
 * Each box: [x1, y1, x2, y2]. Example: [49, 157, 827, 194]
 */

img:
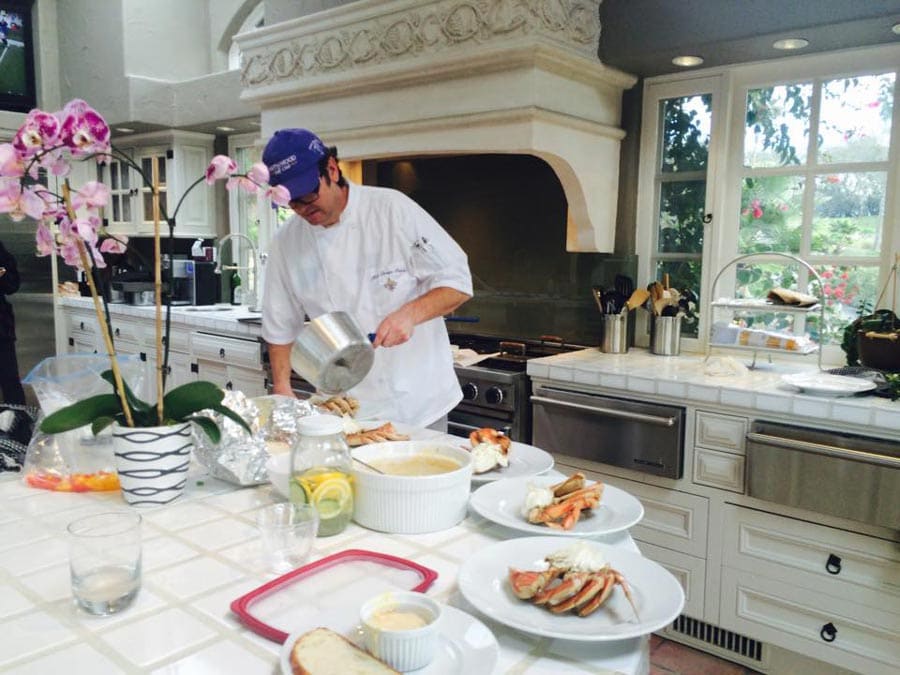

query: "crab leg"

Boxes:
[532, 572, 587, 605]
[508, 566, 563, 599]
[548, 574, 608, 613]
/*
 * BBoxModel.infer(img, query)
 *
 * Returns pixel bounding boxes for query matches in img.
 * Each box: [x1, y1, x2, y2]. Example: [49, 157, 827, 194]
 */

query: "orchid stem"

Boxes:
[63, 182, 135, 428]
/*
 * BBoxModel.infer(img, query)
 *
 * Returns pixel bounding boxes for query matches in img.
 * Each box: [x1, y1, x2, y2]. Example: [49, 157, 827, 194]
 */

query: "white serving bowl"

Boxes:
[265, 453, 290, 499]
[351, 441, 473, 534]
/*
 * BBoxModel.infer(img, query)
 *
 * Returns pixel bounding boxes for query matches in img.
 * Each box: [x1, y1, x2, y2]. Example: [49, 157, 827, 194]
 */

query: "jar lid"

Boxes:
[297, 414, 344, 436]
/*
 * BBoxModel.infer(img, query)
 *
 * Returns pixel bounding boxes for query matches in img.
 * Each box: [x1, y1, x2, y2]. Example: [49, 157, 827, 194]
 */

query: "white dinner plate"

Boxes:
[780, 372, 876, 397]
[465, 440, 555, 484]
[469, 476, 644, 537]
[279, 603, 499, 675]
[458, 536, 684, 642]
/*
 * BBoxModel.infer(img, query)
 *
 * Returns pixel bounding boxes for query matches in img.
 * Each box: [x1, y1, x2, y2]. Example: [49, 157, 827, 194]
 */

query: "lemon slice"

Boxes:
[312, 477, 352, 519]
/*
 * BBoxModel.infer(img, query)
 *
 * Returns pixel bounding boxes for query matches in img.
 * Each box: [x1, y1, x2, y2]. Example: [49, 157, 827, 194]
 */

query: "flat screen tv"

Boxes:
[0, 0, 35, 113]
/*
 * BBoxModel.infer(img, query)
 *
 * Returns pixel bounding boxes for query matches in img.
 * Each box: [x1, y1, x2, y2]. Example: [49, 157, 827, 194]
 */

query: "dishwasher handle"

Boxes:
[746, 432, 900, 470]
[530, 395, 677, 427]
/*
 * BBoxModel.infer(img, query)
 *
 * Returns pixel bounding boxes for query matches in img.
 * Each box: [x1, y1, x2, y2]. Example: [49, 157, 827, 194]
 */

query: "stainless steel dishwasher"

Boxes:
[746, 421, 900, 529]
[531, 384, 685, 479]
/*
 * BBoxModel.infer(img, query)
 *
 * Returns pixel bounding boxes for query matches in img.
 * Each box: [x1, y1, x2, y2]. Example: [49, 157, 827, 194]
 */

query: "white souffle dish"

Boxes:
[351, 441, 473, 534]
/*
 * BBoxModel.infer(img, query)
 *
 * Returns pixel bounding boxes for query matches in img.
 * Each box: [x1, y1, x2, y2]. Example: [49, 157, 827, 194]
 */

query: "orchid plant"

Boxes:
[0, 99, 291, 442]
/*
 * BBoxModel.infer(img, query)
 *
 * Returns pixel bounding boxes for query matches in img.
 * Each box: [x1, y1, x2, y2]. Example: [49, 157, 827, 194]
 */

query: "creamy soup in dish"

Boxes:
[368, 454, 460, 476]
[368, 608, 429, 631]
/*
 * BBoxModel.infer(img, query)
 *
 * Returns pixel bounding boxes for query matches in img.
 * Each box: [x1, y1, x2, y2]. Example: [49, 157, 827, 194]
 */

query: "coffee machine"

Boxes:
[171, 259, 217, 305]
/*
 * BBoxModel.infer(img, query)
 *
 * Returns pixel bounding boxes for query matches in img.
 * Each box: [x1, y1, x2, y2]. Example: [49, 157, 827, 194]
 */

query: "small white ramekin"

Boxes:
[360, 591, 442, 671]
[351, 441, 473, 534]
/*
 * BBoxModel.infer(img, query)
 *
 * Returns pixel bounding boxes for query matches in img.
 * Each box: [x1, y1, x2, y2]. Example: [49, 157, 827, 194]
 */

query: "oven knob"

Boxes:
[462, 383, 478, 400]
[485, 386, 504, 404]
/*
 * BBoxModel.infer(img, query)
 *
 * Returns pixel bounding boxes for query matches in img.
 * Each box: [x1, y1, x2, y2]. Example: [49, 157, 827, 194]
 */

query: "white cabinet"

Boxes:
[102, 131, 215, 238]
[721, 504, 900, 674]
[692, 410, 748, 493]
[191, 331, 266, 397]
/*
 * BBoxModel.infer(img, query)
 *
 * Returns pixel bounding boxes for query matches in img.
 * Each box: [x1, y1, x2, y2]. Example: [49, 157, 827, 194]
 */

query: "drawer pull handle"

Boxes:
[226, 381, 233, 390]
[825, 553, 842, 575]
[820, 622, 837, 642]
[114, 328, 120, 337]
[219, 348, 226, 358]
[80, 321, 85, 330]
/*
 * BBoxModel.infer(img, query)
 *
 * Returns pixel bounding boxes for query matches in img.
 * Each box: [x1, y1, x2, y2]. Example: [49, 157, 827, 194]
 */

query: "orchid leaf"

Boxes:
[40, 394, 122, 434]
[100, 369, 153, 415]
[209, 403, 252, 435]
[185, 415, 221, 444]
[91, 416, 117, 435]
[162, 381, 225, 421]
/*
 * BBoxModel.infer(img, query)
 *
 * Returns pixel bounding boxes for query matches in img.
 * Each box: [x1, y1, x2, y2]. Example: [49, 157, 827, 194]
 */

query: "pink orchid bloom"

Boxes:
[40, 148, 72, 177]
[266, 184, 291, 206]
[72, 217, 99, 247]
[0, 182, 46, 221]
[58, 99, 111, 157]
[225, 175, 259, 193]
[59, 239, 83, 268]
[73, 181, 110, 211]
[100, 235, 128, 255]
[0, 143, 25, 177]
[205, 155, 237, 184]
[35, 222, 56, 257]
[12, 108, 61, 157]
[89, 244, 107, 269]
[248, 162, 269, 184]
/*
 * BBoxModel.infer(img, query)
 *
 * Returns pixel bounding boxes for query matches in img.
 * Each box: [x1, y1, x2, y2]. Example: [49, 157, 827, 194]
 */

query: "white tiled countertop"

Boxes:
[0, 466, 648, 674]
[59, 297, 262, 338]
[527, 348, 900, 435]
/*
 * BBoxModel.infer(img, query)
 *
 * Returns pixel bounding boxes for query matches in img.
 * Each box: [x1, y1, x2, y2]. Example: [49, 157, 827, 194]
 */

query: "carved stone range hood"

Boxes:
[236, 0, 636, 252]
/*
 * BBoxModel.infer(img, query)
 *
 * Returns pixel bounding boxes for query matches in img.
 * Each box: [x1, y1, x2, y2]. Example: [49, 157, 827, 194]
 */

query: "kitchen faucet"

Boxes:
[215, 233, 260, 312]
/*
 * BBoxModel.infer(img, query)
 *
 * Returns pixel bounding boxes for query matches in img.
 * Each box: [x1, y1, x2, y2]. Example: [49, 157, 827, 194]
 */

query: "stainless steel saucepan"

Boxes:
[289, 311, 375, 395]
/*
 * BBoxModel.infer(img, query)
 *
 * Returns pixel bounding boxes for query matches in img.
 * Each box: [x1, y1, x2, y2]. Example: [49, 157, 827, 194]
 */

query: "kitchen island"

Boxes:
[0, 466, 649, 674]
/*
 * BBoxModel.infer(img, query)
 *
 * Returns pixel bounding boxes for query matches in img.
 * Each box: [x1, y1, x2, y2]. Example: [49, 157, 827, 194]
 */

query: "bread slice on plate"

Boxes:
[289, 627, 399, 675]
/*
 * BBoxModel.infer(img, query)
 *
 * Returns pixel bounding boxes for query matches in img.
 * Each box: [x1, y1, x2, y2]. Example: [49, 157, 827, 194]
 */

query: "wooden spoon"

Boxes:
[626, 288, 650, 311]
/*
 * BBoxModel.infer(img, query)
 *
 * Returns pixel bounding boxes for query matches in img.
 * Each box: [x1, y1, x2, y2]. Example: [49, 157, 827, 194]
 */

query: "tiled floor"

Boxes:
[650, 634, 762, 675]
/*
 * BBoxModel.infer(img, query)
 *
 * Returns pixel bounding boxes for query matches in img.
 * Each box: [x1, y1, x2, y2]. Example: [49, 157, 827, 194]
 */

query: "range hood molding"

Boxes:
[236, 0, 636, 252]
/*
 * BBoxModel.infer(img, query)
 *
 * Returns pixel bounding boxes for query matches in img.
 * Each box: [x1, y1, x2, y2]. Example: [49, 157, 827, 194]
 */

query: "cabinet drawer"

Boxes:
[721, 568, 900, 675]
[694, 410, 748, 454]
[111, 318, 144, 345]
[564, 463, 709, 558]
[191, 332, 261, 369]
[722, 504, 900, 612]
[693, 447, 745, 493]
[67, 310, 98, 336]
[634, 540, 705, 619]
[195, 362, 265, 397]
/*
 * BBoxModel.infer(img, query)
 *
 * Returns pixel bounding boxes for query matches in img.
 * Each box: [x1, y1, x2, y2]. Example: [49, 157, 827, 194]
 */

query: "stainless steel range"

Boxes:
[448, 335, 585, 444]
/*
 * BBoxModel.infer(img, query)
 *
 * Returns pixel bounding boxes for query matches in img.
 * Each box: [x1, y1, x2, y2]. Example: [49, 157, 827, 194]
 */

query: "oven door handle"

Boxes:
[448, 420, 513, 437]
[530, 395, 677, 427]
[746, 432, 900, 469]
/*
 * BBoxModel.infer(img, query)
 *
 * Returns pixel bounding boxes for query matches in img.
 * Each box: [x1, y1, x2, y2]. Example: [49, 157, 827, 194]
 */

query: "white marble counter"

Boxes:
[59, 297, 262, 339]
[527, 347, 900, 435]
[0, 467, 648, 674]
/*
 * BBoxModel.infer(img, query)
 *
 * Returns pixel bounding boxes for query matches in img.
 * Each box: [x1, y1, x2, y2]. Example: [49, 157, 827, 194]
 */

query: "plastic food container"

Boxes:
[351, 441, 473, 534]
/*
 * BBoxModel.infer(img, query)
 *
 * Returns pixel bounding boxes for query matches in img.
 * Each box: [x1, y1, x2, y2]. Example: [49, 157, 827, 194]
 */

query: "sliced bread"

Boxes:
[289, 627, 399, 675]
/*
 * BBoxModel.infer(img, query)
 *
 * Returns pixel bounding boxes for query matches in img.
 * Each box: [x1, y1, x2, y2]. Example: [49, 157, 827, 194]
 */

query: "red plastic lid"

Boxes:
[230, 548, 438, 643]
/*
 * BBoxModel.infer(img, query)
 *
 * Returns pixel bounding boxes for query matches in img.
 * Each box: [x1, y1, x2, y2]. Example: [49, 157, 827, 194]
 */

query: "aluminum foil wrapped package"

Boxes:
[193, 391, 318, 485]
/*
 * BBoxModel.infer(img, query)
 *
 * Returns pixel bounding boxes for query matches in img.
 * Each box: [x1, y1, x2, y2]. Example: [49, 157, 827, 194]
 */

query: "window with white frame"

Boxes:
[638, 46, 900, 362]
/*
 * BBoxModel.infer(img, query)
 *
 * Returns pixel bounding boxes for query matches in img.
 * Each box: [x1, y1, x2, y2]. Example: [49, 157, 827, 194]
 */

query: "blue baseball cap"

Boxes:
[262, 128, 328, 201]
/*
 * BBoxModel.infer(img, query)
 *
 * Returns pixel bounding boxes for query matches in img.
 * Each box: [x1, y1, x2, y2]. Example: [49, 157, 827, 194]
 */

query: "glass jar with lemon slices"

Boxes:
[290, 415, 354, 536]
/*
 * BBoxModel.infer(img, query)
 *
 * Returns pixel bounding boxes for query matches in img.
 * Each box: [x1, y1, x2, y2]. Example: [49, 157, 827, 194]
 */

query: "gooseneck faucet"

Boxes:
[215, 233, 260, 312]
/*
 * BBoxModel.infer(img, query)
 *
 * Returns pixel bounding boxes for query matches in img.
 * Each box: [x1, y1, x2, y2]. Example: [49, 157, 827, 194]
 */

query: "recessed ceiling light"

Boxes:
[216, 126, 236, 132]
[672, 55, 704, 67]
[773, 37, 809, 50]
[115, 127, 135, 134]
[892, 22, 900, 35]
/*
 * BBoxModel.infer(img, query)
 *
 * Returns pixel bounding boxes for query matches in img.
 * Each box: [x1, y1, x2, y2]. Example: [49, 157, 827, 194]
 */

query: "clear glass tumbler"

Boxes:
[67, 511, 142, 615]
[256, 502, 319, 573]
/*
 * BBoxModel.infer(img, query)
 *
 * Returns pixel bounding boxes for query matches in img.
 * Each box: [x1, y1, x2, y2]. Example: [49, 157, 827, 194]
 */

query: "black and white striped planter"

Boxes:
[112, 423, 192, 507]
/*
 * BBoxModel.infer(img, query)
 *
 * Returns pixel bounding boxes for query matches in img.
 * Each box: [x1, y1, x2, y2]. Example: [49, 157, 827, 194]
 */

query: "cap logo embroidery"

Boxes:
[309, 139, 325, 155]
[269, 154, 297, 176]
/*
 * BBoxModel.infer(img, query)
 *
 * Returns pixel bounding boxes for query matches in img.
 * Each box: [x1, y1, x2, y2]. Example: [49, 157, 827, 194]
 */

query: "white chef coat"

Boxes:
[261, 182, 473, 427]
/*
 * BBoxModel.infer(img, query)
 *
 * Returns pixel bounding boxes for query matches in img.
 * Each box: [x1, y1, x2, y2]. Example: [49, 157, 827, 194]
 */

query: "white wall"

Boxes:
[122, 0, 211, 79]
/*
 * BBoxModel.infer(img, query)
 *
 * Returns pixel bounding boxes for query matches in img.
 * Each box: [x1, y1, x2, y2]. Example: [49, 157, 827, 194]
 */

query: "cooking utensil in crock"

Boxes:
[591, 287, 605, 313]
[290, 311, 375, 395]
[626, 288, 649, 311]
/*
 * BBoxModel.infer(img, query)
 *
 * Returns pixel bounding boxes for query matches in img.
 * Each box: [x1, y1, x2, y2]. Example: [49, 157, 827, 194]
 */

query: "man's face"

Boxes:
[289, 157, 344, 227]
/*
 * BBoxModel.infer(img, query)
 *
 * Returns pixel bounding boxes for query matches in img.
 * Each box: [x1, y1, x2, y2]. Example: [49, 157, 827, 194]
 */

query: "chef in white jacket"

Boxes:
[260, 129, 473, 429]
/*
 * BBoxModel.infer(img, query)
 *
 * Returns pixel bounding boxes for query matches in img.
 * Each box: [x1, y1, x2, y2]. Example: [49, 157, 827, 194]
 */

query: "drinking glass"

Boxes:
[256, 502, 319, 573]
[67, 511, 142, 615]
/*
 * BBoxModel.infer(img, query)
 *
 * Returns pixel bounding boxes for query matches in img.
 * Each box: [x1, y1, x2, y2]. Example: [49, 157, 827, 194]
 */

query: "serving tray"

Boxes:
[230, 549, 438, 643]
